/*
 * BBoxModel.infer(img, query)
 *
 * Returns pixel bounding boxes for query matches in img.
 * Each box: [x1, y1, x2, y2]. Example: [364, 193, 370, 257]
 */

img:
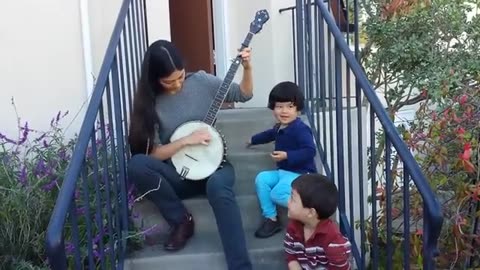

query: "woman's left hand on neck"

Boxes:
[238, 47, 253, 97]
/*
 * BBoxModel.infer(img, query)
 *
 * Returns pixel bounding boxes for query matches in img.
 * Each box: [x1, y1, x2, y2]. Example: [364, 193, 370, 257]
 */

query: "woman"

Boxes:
[127, 39, 254, 270]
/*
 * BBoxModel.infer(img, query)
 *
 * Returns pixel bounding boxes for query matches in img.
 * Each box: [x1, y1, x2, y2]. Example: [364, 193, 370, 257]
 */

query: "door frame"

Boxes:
[211, 0, 229, 78]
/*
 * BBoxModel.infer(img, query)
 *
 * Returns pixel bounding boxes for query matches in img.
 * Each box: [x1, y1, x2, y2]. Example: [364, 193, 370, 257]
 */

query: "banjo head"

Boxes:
[170, 121, 225, 180]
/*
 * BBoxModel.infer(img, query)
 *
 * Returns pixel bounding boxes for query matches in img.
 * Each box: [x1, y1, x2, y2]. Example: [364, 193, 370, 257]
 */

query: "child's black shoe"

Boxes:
[254, 217, 282, 238]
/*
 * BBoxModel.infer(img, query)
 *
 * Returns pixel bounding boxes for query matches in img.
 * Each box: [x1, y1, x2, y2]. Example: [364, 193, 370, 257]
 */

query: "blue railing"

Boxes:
[281, 0, 444, 269]
[45, 0, 148, 268]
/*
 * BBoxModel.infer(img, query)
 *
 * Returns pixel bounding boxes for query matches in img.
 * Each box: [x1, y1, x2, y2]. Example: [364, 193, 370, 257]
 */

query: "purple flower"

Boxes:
[56, 111, 61, 122]
[43, 140, 49, 148]
[42, 178, 58, 191]
[0, 132, 18, 144]
[59, 149, 67, 160]
[35, 133, 47, 142]
[127, 185, 136, 208]
[2, 154, 11, 166]
[76, 206, 86, 216]
[93, 249, 101, 259]
[74, 189, 81, 200]
[18, 166, 27, 186]
[65, 242, 75, 254]
[17, 122, 30, 145]
[34, 159, 46, 176]
[50, 110, 69, 127]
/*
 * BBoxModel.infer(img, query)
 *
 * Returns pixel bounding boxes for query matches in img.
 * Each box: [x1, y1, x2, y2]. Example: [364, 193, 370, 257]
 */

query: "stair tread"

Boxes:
[127, 227, 286, 260]
[132, 193, 288, 234]
[216, 108, 273, 121]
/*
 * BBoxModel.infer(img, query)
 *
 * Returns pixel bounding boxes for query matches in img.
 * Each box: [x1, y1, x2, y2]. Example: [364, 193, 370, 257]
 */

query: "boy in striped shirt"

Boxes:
[284, 174, 352, 270]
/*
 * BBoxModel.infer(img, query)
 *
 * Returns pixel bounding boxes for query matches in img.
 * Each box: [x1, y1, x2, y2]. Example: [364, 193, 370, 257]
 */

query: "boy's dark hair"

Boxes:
[291, 174, 338, 219]
[267, 81, 304, 111]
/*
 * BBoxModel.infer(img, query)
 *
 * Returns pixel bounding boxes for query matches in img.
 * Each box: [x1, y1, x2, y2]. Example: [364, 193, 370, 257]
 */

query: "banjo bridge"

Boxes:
[184, 153, 199, 162]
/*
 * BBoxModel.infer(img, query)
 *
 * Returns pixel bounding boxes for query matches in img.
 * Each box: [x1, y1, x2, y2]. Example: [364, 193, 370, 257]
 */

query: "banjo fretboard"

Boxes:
[203, 32, 254, 126]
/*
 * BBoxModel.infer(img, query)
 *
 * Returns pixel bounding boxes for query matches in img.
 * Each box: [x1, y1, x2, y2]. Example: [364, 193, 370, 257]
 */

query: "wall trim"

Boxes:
[212, 0, 229, 77]
[79, 0, 94, 98]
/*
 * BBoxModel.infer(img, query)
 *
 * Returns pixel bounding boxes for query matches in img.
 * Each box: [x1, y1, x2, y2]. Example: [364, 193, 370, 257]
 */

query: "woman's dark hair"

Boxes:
[128, 40, 184, 155]
[267, 81, 304, 111]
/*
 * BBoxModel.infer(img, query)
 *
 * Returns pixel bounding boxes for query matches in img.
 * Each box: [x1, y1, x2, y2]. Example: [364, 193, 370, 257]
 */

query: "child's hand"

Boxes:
[287, 261, 303, 270]
[271, 151, 287, 161]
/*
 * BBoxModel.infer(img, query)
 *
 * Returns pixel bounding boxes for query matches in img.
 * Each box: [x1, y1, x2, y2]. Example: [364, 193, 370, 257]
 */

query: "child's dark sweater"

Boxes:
[250, 117, 317, 174]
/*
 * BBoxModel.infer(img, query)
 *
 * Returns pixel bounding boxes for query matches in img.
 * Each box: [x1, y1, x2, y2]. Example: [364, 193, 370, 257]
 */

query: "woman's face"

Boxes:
[159, 69, 185, 94]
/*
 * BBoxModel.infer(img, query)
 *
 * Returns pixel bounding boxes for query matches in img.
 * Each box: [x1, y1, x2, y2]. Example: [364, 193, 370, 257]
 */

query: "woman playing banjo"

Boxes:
[127, 39, 254, 270]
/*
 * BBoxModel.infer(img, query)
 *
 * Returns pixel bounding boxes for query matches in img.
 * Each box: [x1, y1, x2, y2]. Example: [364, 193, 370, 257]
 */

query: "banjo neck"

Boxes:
[203, 32, 254, 126]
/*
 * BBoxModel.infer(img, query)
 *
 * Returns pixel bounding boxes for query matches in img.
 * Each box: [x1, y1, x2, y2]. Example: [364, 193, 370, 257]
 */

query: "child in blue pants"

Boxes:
[248, 81, 317, 238]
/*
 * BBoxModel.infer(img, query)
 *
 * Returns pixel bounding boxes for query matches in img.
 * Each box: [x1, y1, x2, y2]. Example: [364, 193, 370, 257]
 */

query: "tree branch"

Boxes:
[395, 93, 427, 108]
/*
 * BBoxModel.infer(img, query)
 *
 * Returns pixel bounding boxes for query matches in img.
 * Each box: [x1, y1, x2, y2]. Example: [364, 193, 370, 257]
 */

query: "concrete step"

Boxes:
[216, 108, 273, 121]
[124, 228, 287, 270]
[216, 108, 277, 152]
[132, 194, 288, 236]
[229, 151, 276, 195]
[126, 108, 314, 270]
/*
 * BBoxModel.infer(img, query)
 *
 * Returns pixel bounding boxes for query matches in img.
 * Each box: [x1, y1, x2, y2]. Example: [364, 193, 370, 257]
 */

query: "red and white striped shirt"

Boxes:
[284, 219, 352, 270]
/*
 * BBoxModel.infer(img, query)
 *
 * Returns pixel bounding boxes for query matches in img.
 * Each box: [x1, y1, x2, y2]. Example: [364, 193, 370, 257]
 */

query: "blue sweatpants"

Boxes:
[255, 169, 301, 219]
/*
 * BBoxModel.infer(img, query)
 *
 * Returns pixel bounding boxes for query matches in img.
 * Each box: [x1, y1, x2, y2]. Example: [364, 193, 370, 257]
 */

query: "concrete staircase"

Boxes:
[125, 108, 295, 270]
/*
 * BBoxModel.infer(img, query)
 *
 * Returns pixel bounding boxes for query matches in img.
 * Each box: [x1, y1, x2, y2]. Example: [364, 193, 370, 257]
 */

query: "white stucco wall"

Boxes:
[0, 0, 170, 140]
[224, 0, 297, 108]
[0, 0, 300, 139]
[0, 1, 87, 140]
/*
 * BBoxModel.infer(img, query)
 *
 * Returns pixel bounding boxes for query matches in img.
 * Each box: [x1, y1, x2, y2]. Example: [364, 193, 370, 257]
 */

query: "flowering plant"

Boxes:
[358, 0, 480, 267]
[0, 110, 75, 269]
[0, 106, 153, 269]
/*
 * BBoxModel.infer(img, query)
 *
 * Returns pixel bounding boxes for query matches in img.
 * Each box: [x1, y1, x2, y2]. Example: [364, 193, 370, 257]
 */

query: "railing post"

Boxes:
[334, 44, 346, 218]
[111, 55, 129, 255]
[295, 0, 306, 101]
[45, 239, 68, 270]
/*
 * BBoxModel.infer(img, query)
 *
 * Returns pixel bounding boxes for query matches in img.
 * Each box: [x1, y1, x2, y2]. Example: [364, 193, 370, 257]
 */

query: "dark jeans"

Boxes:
[127, 154, 252, 270]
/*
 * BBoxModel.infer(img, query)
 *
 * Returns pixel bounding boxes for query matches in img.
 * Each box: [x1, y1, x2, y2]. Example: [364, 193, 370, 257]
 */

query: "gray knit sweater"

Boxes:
[154, 70, 253, 144]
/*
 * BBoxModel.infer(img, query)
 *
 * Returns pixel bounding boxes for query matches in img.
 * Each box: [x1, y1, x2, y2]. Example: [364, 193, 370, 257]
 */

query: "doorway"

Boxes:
[169, 0, 215, 74]
[168, 0, 234, 108]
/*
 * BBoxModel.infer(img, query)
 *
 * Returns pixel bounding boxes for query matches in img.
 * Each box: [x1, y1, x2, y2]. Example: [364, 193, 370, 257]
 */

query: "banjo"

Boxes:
[169, 9, 270, 181]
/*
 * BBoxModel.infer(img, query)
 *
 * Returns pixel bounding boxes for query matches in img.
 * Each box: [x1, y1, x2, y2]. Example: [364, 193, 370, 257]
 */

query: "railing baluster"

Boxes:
[70, 200, 83, 269]
[334, 42, 346, 220]
[318, 8, 328, 169]
[81, 162, 95, 269]
[111, 55, 129, 256]
[313, 4, 321, 162]
[142, 0, 149, 48]
[132, 0, 141, 86]
[327, 28, 334, 181]
[90, 131, 107, 270]
[306, 0, 314, 110]
[117, 34, 131, 162]
[353, 0, 359, 59]
[292, 9, 297, 83]
[403, 168, 411, 270]
[105, 79, 121, 262]
[127, 11, 136, 107]
[385, 136, 393, 269]
[370, 105, 379, 269]
[136, 0, 146, 56]
[354, 19, 366, 270]
[98, 102, 116, 264]
[120, 25, 133, 116]
[296, 0, 306, 98]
